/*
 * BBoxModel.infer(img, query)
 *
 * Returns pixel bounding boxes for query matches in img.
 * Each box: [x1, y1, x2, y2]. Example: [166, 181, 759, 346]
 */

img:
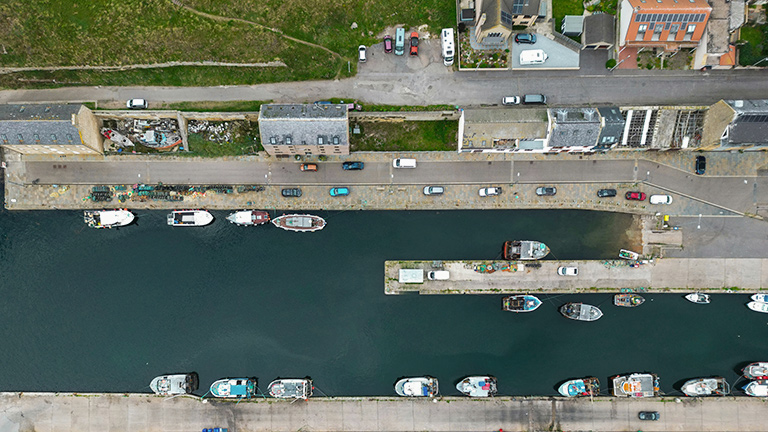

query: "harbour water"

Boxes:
[0, 206, 765, 397]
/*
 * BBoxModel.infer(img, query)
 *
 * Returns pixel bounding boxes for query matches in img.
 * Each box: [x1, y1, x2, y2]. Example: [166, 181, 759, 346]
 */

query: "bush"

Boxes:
[606, 58, 617, 68]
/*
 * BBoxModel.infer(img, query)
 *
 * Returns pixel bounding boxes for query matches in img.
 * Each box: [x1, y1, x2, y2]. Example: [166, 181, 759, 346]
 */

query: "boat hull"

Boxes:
[271, 214, 326, 232]
[681, 377, 730, 396]
[747, 301, 768, 313]
[456, 376, 497, 397]
[209, 378, 257, 399]
[502, 240, 550, 261]
[84, 209, 135, 228]
[226, 210, 270, 226]
[612, 373, 659, 398]
[685, 293, 710, 304]
[267, 379, 313, 399]
[167, 210, 214, 227]
[558, 377, 600, 397]
[502, 295, 542, 312]
[613, 294, 645, 307]
[743, 362, 768, 379]
[560, 303, 603, 321]
[744, 380, 768, 397]
[395, 377, 439, 397]
[751, 294, 768, 303]
[149, 372, 199, 396]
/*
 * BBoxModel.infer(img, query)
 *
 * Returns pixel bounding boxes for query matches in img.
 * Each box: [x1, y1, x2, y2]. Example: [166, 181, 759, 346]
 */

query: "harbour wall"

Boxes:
[0, 392, 764, 432]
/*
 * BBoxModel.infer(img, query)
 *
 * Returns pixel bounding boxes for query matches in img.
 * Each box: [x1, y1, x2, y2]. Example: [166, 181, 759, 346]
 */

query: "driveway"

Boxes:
[510, 34, 580, 70]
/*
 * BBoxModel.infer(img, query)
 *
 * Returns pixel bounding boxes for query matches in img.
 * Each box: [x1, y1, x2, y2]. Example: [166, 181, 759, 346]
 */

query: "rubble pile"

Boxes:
[188, 120, 233, 143]
[101, 118, 182, 150]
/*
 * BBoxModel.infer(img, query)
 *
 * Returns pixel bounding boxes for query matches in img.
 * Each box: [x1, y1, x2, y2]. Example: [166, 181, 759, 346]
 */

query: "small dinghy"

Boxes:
[751, 293, 768, 303]
[744, 380, 768, 397]
[502, 295, 542, 312]
[747, 301, 768, 313]
[685, 292, 710, 304]
[456, 376, 497, 397]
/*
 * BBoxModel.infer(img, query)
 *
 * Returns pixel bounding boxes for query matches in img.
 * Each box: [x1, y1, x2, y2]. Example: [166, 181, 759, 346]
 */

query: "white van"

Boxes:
[519, 49, 548, 65]
[395, 28, 405, 56]
[393, 158, 417, 168]
[427, 270, 450, 280]
[441, 28, 455, 66]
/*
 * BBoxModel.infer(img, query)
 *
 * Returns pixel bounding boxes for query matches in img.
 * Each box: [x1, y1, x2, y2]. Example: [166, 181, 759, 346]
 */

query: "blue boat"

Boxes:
[558, 377, 600, 397]
[502, 295, 542, 312]
[209, 378, 257, 399]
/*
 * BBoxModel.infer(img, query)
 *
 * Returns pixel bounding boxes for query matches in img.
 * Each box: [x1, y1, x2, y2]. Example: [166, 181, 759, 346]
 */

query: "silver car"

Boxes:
[423, 186, 444, 196]
[479, 187, 501, 197]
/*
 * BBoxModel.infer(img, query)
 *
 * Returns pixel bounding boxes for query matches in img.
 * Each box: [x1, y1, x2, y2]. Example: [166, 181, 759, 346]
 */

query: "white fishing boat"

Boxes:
[751, 294, 768, 303]
[167, 210, 214, 227]
[685, 292, 710, 304]
[681, 377, 730, 396]
[744, 380, 768, 397]
[395, 377, 439, 397]
[84, 209, 135, 228]
[743, 362, 768, 379]
[560, 303, 603, 321]
[149, 372, 199, 396]
[209, 377, 256, 399]
[558, 377, 600, 397]
[226, 210, 270, 226]
[612, 373, 660, 398]
[271, 214, 326, 232]
[502, 295, 542, 312]
[618, 249, 640, 260]
[747, 301, 768, 313]
[456, 376, 497, 397]
[267, 378, 313, 399]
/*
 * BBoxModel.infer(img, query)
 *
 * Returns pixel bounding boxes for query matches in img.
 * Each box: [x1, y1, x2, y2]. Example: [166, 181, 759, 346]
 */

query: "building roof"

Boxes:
[583, 13, 615, 46]
[706, 0, 730, 54]
[0, 104, 80, 121]
[549, 108, 601, 148]
[729, 0, 745, 31]
[462, 108, 548, 149]
[626, 0, 711, 11]
[562, 15, 585, 35]
[480, 0, 542, 29]
[258, 104, 348, 147]
[597, 107, 625, 148]
[0, 104, 82, 146]
[724, 100, 768, 145]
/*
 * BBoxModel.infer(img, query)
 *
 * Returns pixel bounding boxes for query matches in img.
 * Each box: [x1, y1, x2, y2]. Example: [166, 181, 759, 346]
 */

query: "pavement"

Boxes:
[0, 392, 766, 432]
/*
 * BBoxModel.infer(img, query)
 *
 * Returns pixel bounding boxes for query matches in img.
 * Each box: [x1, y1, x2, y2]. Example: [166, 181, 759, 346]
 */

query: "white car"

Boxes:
[557, 266, 578, 276]
[479, 187, 501, 197]
[126, 98, 148, 109]
[358, 45, 367, 63]
[502, 96, 520, 105]
[649, 194, 673, 205]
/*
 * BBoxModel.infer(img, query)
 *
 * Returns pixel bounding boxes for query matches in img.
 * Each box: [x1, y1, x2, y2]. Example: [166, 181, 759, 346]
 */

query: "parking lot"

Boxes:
[509, 33, 580, 70]
[357, 29, 453, 76]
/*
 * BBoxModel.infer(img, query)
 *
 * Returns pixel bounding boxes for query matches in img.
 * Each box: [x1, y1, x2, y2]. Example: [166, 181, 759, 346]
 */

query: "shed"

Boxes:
[561, 15, 584, 36]
[399, 269, 424, 284]
[582, 13, 615, 50]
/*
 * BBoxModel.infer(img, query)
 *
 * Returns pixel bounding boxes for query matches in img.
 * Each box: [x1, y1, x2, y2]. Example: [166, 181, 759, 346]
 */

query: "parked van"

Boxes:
[427, 270, 450, 280]
[519, 49, 548, 65]
[441, 28, 455, 66]
[393, 158, 417, 168]
[395, 28, 405, 56]
[523, 94, 547, 105]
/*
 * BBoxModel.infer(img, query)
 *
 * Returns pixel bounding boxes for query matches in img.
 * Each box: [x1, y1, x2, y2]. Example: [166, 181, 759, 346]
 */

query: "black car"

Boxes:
[695, 155, 706, 175]
[281, 188, 302, 197]
[597, 188, 617, 198]
[638, 411, 660, 421]
[342, 161, 364, 170]
[514, 33, 536, 44]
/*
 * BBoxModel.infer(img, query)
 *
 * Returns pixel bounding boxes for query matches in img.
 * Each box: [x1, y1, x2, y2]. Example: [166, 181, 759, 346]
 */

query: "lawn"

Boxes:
[184, 121, 262, 157]
[738, 24, 768, 66]
[350, 121, 457, 151]
[552, 0, 585, 33]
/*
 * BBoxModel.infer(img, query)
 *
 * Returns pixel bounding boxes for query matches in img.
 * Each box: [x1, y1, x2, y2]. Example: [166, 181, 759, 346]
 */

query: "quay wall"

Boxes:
[0, 392, 764, 431]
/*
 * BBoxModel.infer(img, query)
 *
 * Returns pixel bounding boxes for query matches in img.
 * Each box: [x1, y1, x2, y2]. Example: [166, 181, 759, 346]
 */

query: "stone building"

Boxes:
[258, 104, 349, 156]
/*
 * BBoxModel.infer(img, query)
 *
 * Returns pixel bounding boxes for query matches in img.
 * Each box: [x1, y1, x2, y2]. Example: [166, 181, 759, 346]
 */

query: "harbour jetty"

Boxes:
[0, 392, 765, 431]
[385, 258, 768, 294]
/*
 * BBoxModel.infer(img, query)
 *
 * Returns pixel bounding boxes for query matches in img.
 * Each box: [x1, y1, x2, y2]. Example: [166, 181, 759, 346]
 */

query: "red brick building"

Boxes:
[618, 0, 712, 51]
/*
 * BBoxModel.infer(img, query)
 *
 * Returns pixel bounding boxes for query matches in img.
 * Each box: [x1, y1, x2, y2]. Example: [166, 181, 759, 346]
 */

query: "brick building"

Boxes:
[618, 0, 711, 51]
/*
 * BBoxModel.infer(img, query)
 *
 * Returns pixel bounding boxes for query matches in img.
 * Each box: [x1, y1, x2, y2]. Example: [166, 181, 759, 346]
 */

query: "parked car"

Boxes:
[383, 35, 393, 53]
[523, 94, 547, 104]
[409, 32, 419, 55]
[650, 194, 673, 205]
[557, 266, 578, 276]
[393, 158, 417, 168]
[502, 96, 520, 105]
[126, 98, 148, 109]
[625, 191, 646, 201]
[638, 411, 660, 421]
[342, 161, 364, 170]
[427, 270, 449, 280]
[281, 188, 302, 198]
[358, 45, 367, 62]
[479, 187, 501, 197]
[597, 188, 617, 198]
[695, 155, 706, 175]
[330, 187, 350, 197]
[423, 186, 444, 196]
[300, 163, 318, 172]
[514, 33, 536, 44]
[536, 186, 556, 196]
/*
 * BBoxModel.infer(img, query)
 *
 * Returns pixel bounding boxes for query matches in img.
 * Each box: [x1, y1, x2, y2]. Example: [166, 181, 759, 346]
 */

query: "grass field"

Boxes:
[738, 24, 768, 66]
[552, 0, 585, 33]
[350, 121, 457, 151]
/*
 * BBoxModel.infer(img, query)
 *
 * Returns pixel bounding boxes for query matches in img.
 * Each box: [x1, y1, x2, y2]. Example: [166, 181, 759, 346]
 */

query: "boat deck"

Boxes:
[384, 258, 768, 294]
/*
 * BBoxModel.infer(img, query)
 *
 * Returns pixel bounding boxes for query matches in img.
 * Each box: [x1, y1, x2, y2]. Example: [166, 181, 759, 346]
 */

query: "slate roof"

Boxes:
[0, 104, 82, 146]
[597, 107, 625, 148]
[258, 104, 348, 147]
[722, 100, 768, 146]
[480, 0, 542, 29]
[583, 14, 615, 47]
[549, 108, 601, 148]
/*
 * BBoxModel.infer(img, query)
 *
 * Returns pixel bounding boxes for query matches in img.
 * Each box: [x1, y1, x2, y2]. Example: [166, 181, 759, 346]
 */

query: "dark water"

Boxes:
[0, 206, 765, 397]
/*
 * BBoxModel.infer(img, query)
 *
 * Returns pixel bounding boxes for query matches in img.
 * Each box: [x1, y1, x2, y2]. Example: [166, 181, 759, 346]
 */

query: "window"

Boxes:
[638, 24, 648, 32]
[655, 23, 663, 33]
[501, 11, 513, 25]
[687, 24, 696, 33]
[670, 23, 680, 33]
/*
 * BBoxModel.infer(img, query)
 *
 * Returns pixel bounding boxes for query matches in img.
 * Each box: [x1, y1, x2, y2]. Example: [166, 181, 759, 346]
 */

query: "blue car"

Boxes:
[330, 187, 350, 197]
[342, 161, 364, 170]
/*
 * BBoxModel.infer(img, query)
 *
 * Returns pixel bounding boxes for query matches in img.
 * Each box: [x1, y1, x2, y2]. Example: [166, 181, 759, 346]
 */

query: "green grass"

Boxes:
[184, 120, 262, 157]
[552, 0, 585, 33]
[738, 25, 768, 66]
[350, 121, 457, 151]
[163, 100, 272, 112]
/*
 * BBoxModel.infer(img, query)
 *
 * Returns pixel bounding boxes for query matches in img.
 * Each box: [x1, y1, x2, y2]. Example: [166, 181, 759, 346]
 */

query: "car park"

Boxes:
[557, 266, 578, 276]
[423, 186, 444, 195]
[695, 155, 706, 175]
[330, 187, 350, 197]
[300, 163, 318, 172]
[514, 33, 536, 44]
[383, 35, 393, 53]
[597, 189, 617, 198]
[342, 161, 364, 170]
[126, 98, 148, 109]
[625, 191, 646, 201]
[358, 45, 367, 62]
[479, 187, 501, 197]
[536, 186, 556, 196]
[409, 32, 419, 55]
[502, 96, 520, 105]
[638, 411, 660, 421]
[650, 194, 673, 205]
[281, 188, 302, 198]
[393, 158, 417, 168]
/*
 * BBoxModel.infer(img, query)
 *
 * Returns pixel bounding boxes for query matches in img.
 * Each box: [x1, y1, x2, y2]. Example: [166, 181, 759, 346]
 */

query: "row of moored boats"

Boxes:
[150, 374, 313, 400]
[84, 209, 326, 232]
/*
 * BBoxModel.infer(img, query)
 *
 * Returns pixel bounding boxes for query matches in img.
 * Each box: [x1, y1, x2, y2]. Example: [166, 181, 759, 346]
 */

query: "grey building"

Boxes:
[703, 99, 768, 149]
[459, 108, 550, 153]
[258, 104, 350, 156]
[561, 15, 584, 37]
[548, 108, 601, 150]
[596, 107, 625, 150]
[582, 13, 615, 50]
[0, 104, 102, 155]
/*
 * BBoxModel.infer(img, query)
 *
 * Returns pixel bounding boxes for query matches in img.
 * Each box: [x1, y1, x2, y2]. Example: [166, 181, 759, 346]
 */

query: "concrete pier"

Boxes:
[384, 258, 768, 294]
[0, 393, 765, 431]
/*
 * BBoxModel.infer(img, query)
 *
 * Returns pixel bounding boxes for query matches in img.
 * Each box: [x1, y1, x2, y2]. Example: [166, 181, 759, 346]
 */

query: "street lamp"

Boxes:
[752, 57, 768, 67]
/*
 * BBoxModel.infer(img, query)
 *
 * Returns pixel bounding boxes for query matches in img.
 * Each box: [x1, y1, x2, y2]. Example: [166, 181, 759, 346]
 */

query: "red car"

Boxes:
[383, 35, 393, 53]
[625, 191, 646, 201]
[409, 32, 419, 55]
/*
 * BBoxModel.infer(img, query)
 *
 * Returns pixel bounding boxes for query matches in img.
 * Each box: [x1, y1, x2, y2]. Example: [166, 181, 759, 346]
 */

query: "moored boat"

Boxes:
[456, 376, 497, 397]
[560, 303, 603, 321]
[502, 295, 542, 312]
[267, 378, 313, 399]
[149, 372, 199, 396]
[747, 301, 768, 313]
[612, 373, 660, 398]
[271, 214, 326, 232]
[613, 294, 645, 307]
[226, 210, 270, 226]
[558, 377, 600, 397]
[502, 240, 550, 261]
[751, 293, 768, 303]
[744, 380, 768, 397]
[84, 209, 135, 228]
[167, 210, 214, 227]
[209, 377, 257, 399]
[743, 362, 768, 379]
[681, 377, 730, 396]
[395, 377, 439, 397]
[618, 249, 640, 260]
[685, 292, 710, 304]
